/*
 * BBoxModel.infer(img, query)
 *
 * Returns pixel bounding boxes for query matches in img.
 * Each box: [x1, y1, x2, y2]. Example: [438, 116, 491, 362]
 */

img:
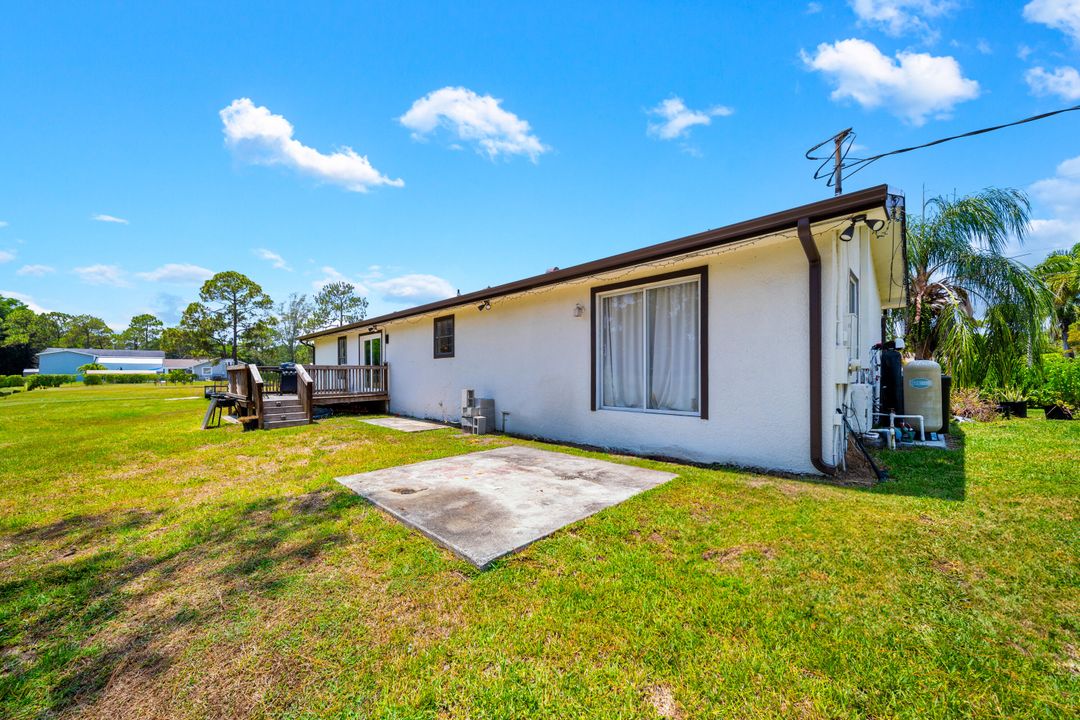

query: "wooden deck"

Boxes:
[224, 363, 388, 429]
[307, 364, 389, 405]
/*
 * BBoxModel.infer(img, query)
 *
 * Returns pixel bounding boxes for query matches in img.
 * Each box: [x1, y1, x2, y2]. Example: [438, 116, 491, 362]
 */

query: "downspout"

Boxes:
[797, 217, 838, 476]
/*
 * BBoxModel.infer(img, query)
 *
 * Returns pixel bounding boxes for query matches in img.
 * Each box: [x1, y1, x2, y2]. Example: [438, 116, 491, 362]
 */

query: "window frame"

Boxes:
[590, 266, 708, 419]
[433, 315, 455, 359]
[337, 336, 347, 365]
[359, 332, 382, 366]
[848, 271, 860, 360]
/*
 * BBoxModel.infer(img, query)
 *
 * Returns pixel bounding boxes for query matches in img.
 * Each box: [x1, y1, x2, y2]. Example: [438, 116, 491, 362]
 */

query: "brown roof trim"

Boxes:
[300, 185, 892, 340]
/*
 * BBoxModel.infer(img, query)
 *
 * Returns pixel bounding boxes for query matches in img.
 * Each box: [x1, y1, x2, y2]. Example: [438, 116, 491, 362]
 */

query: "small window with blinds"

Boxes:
[434, 315, 455, 358]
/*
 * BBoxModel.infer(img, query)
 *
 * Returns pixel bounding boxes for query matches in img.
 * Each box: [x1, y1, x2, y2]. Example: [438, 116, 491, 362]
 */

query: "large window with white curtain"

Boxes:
[597, 274, 702, 416]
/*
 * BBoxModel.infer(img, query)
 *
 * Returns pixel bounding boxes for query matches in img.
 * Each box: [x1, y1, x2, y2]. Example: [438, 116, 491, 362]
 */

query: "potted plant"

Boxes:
[1044, 401, 1075, 420]
[997, 387, 1028, 418]
[1031, 355, 1078, 421]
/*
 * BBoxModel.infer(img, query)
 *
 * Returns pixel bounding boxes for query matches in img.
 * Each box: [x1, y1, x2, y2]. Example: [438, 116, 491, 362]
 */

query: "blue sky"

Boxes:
[2, 1, 1080, 330]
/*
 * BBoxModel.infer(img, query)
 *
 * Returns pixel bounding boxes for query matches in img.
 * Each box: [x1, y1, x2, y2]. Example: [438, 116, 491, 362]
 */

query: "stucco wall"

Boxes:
[312, 227, 890, 474]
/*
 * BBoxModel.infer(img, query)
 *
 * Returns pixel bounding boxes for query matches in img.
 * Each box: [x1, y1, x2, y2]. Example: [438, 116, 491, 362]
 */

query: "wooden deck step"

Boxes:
[263, 417, 310, 429]
[265, 410, 308, 422]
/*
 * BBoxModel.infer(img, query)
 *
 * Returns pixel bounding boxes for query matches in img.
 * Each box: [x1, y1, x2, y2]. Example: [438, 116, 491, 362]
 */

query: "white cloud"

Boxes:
[220, 98, 403, 192]
[1030, 154, 1080, 217]
[807, 2, 823, 13]
[1028, 155, 1080, 252]
[1028, 218, 1080, 251]
[311, 266, 454, 304]
[0, 290, 46, 313]
[646, 97, 733, 141]
[802, 38, 979, 125]
[16, 264, 54, 277]
[92, 214, 129, 224]
[1025, 65, 1080, 99]
[372, 273, 455, 303]
[74, 264, 130, 287]
[399, 86, 548, 161]
[311, 265, 369, 294]
[136, 263, 215, 284]
[976, 39, 992, 55]
[0, 250, 14, 263]
[850, 0, 955, 37]
[1024, 0, 1080, 42]
[0, 221, 8, 228]
[255, 248, 291, 271]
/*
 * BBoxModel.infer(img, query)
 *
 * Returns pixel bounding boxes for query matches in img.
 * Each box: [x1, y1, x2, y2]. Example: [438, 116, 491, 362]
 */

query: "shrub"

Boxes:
[951, 387, 999, 422]
[1024, 354, 1080, 412]
[102, 374, 160, 385]
[0, 375, 27, 388]
[78, 362, 107, 385]
[26, 374, 76, 390]
[166, 369, 194, 384]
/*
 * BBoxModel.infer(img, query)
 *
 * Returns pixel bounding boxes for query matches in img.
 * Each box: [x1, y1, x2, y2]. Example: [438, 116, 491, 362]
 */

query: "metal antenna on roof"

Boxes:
[806, 102, 1080, 193]
[805, 128, 854, 196]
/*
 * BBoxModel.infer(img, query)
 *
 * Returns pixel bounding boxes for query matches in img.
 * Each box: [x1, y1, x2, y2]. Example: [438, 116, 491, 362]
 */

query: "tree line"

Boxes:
[0, 273, 369, 375]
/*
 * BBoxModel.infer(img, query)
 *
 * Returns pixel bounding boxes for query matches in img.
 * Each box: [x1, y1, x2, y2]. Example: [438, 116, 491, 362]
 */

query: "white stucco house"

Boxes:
[299, 186, 907, 475]
[163, 358, 235, 379]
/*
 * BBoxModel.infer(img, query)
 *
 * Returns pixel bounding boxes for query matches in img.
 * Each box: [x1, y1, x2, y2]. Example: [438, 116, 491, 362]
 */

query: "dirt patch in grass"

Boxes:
[1061, 644, 1080, 676]
[644, 683, 684, 718]
[930, 557, 984, 590]
[703, 544, 777, 566]
[744, 476, 816, 498]
[290, 488, 338, 514]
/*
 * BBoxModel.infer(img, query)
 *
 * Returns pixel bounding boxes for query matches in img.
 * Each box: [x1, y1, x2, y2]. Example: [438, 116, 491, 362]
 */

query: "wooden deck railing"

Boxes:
[226, 363, 250, 400]
[255, 366, 282, 394]
[296, 363, 313, 419]
[225, 363, 265, 423]
[307, 364, 388, 396]
[248, 364, 264, 422]
[224, 362, 380, 425]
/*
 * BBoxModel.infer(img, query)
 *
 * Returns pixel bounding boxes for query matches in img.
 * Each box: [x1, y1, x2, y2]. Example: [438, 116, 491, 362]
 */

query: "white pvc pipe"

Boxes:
[874, 412, 926, 442]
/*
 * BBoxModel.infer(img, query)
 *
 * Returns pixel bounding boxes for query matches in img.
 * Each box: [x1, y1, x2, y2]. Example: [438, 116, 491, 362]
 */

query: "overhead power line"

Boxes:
[806, 103, 1080, 194]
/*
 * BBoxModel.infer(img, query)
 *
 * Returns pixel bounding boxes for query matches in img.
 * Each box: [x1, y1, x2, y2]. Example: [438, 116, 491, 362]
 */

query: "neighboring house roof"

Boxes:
[163, 358, 213, 370]
[37, 347, 166, 358]
[84, 369, 163, 375]
[95, 356, 165, 366]
[300, 184, 897, 341]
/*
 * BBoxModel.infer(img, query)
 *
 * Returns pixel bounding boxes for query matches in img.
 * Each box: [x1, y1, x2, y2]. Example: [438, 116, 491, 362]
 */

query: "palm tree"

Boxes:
[1035, 242, 1080, 356]
[904, 188, 1053, 386]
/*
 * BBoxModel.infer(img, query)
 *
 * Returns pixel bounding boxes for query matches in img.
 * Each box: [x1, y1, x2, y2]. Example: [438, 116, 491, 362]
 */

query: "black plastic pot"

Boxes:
[1000, 401, 1028, 418]
[1044, 404, 1074, 421]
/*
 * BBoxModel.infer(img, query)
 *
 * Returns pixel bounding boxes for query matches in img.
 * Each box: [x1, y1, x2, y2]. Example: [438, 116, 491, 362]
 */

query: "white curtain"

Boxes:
[601, 292, 643, 408]
[647, 282, 699, 412]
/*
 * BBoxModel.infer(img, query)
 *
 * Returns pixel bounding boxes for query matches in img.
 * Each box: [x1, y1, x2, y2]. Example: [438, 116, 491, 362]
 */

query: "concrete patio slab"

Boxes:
[336, 445, 677, 568]
[360, 417, 448, 433]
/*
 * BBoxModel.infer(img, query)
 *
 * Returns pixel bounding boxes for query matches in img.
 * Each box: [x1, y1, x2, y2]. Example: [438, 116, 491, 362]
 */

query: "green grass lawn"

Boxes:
[0, 384, 1076, 719]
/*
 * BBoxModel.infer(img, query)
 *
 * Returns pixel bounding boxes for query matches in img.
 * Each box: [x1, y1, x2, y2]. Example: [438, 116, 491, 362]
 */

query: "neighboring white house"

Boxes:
[162, 358, 235, 379]
[300, 186, 907, 475]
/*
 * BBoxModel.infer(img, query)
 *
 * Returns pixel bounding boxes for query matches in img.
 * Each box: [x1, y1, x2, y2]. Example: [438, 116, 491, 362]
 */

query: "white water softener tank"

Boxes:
[903, 360, 943, 432]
